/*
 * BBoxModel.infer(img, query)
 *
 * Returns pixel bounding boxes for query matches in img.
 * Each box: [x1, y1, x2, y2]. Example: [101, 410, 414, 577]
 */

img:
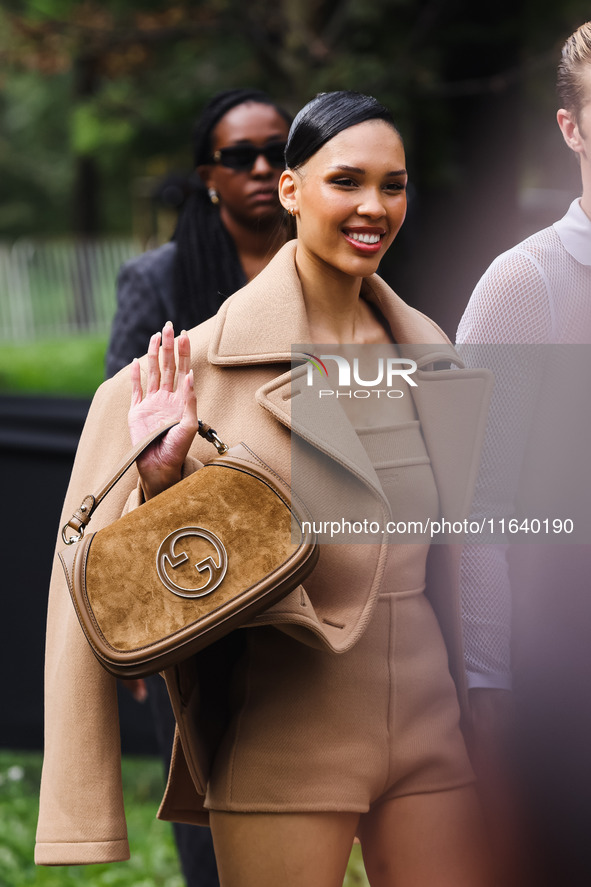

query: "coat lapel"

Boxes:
[207, 241, 309, 367]
[207, 241, 397, 505]
[257, 367, 390, 510]
[206, 239, 492, 521]
[410, 364, 493, 526]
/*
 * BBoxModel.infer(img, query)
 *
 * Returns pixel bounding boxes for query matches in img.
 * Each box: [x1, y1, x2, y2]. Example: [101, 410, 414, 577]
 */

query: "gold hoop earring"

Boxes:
[208, 188, 220, 206]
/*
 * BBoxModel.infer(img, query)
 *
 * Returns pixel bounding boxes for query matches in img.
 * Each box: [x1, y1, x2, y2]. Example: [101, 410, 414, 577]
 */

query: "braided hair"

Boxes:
[172, 89, 292, 328]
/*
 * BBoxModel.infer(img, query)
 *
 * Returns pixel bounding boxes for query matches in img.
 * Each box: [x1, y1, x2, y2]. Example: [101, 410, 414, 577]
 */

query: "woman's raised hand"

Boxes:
[128, 321, 199, 499]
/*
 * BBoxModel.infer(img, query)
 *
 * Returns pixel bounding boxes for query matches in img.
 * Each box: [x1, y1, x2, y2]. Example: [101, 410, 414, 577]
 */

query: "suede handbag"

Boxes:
[59, 420, 318, 678]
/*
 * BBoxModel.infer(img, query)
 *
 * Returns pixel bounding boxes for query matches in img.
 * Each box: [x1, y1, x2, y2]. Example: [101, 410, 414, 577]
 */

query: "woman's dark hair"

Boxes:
[173, 89, 292, 328]
[285, 91, 399, 170]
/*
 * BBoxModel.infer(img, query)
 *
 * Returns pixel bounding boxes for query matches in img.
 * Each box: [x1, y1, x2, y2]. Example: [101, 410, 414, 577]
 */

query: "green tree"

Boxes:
[1, 0, 590, 327]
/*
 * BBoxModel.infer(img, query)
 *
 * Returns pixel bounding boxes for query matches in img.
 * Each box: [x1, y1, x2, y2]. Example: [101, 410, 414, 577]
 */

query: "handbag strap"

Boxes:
[61, 419, 228, 545]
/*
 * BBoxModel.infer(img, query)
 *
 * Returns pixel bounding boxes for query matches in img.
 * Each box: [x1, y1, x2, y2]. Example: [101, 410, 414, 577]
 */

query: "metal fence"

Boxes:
[0, 238, 142, 341]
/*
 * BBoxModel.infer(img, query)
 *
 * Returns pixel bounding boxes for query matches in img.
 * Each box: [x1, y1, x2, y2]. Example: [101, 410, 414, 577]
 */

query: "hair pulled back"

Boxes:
[173, 88, 291, 328]
[285, 91, 399, 170]
[557, 21, 591, 120]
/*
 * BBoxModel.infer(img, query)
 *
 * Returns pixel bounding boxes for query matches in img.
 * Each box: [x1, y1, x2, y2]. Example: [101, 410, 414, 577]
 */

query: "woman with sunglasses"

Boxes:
[105, 88, 291, 378]
[38, 92, 492, 885]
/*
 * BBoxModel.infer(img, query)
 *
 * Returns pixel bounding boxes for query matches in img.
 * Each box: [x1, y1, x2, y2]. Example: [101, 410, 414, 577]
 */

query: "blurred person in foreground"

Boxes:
[457, 21, 591, 887]
[106, 88, 291, 887]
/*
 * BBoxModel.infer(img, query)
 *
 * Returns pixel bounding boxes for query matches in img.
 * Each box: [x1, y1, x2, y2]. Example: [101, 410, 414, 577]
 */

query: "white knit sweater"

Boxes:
[456, 198, 591, 689]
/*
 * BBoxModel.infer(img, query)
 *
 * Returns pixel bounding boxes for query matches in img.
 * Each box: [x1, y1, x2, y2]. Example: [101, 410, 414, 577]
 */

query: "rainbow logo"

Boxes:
[302, 352, 329, 377]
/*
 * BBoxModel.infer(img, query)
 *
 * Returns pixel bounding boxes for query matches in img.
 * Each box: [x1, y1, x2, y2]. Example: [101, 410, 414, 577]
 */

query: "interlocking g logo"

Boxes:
[156, 527, 228, 598]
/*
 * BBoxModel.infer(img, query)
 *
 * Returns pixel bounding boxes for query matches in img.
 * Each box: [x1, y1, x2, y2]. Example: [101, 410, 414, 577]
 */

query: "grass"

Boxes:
[0, 751, 369, 886]
[0, 750, 183, 886]
[0, 335, 107, 397]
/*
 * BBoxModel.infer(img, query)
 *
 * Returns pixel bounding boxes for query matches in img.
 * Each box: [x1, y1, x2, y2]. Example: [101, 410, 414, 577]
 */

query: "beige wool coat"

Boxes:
[35, 241, 492, 865]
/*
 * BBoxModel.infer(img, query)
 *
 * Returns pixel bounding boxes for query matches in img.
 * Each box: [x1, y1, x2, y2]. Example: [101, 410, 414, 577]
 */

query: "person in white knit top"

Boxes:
[456, 21, 591, 886]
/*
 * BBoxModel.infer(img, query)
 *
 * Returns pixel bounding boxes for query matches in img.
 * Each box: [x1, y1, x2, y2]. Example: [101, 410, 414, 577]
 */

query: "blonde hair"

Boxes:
[557, 21, 591, 119]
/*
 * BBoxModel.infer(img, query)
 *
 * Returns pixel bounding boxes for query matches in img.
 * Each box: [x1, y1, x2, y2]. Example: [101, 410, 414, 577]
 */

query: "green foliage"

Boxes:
[345, 845, 370, 886]
[0, 336, 107, 396]
[72, 102, 135, 156]
[0, 0, 590, 241]
[0, 750, 183, 887]
[0, 750, 369, 886]
[0, 65, 74, 236]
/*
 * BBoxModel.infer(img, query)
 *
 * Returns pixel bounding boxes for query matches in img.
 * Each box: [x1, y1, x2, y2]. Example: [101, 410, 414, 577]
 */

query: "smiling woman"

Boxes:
[276, 93, 409, 347]
[280, 116, 407, 289]
[37, 92, 494, 887]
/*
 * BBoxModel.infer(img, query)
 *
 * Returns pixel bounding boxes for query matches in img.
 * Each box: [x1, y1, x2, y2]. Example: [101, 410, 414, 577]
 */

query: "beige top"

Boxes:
[355, 375, 439, 596]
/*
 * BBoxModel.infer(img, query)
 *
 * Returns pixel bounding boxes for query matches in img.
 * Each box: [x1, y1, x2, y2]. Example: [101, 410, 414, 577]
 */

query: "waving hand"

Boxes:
[128, 321, 199, 499]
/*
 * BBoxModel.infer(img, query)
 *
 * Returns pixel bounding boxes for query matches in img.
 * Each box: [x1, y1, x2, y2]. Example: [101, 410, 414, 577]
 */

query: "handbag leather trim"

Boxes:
[59, 444, 317, 678]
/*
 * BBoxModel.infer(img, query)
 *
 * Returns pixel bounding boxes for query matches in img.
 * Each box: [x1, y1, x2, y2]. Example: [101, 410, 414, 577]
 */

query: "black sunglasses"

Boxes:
[211, 142, 286, 172]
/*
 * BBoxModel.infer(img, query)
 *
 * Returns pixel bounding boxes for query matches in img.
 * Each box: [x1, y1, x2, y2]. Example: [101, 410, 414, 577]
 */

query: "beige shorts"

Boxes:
[204, 587, 473, 814]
